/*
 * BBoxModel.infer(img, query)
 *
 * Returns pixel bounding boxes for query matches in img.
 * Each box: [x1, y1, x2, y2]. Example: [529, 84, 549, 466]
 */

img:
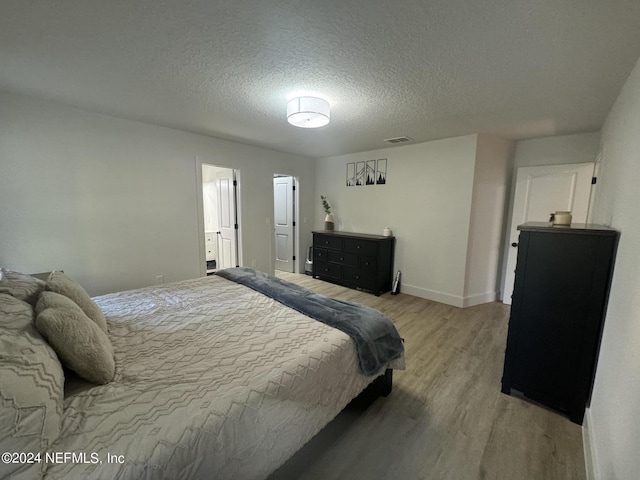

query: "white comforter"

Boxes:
[44, 276, 373, 479]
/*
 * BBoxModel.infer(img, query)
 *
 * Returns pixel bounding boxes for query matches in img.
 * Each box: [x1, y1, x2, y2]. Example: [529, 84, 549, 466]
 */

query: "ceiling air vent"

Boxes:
[383, 136, 413, 144]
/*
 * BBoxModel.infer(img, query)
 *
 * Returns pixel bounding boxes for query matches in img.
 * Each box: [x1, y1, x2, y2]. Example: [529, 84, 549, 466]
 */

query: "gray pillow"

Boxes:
[46, 271, 108, 333]
[0, 268, 46, 306]
[36, 306, 115, 385]
[35, 290, 84, 317]
[0, 293, 35, 330]
[0, 294, 65, 478]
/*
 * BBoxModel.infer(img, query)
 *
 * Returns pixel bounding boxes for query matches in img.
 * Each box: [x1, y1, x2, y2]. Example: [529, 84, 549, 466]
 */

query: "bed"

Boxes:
[0, 267, 404, 479]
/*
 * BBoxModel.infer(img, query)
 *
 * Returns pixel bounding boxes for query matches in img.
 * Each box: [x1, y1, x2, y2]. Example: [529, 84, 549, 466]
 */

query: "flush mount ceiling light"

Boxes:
[286, 97, 330, 128]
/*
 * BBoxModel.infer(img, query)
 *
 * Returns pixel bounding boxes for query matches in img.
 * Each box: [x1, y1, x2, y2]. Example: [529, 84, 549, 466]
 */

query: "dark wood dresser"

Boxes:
[312, 231, 395, 296]
[501, 222, 619, 424]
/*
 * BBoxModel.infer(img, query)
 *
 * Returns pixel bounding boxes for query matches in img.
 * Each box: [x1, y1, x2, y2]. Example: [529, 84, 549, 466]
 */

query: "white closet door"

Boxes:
[216, 170, 238, 270]
[503, 162, 594, 304]
[273, 176, 295, 273]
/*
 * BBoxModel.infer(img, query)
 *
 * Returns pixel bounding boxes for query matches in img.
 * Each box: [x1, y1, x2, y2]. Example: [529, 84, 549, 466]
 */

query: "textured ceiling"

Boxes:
[1, 0, 640, 158]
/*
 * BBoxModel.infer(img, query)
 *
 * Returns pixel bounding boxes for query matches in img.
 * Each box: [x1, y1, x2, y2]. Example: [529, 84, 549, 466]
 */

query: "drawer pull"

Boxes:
[340, 257, 344, 261]
[355, 275, 360, 279]
[356, 245, 361, 249]
[364, 261, 369, 266]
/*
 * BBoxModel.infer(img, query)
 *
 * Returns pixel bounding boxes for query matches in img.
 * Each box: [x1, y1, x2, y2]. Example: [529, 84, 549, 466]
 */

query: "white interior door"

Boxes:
[503, 162, 594, 304]
[273, 176, 295, 273]
[216, 170, 238, 269]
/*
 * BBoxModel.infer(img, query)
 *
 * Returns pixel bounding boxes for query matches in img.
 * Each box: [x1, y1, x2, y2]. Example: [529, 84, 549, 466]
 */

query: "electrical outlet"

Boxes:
[251, 259, 256, 267]
[156, 275, 164, 284]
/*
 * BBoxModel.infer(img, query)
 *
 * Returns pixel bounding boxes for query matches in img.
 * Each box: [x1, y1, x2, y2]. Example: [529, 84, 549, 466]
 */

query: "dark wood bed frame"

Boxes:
[377, 368, 393, 397]
[348, 368, 393, 411]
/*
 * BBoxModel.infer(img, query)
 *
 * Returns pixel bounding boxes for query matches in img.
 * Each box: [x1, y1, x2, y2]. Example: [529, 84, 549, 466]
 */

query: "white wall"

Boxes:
[586, 55, 640, 480]
[464, 135, 514, 306]
[315, 135, 481, 306]
[0, 91, 314, 295]
[512, 132, 601, 169]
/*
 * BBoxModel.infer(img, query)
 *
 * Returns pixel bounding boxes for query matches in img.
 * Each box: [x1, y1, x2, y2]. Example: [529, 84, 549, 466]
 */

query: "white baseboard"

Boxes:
[399, 285, 498, 308]
[462, 291, 499, 307]
[401, 284, 464, 307]
[583, 407, 598, 480]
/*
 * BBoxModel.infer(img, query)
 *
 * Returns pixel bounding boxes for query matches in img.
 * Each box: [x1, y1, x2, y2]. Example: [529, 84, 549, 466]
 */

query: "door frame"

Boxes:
[195, 158, 243, 277]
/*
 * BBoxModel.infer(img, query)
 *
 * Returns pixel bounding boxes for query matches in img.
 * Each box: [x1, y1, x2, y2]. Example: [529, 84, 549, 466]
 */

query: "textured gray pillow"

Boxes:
[46, 271, 108, 333]
[0, 294, 65, 478]
[35, 290, 84, 317]
[0, 293, 35, 330]
[36, 306, 115, 385]
[0, 268, 46, 306]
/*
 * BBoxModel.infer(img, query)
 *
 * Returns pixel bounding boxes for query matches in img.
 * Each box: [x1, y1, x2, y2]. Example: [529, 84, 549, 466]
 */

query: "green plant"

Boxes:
[320, 195, 331, 215]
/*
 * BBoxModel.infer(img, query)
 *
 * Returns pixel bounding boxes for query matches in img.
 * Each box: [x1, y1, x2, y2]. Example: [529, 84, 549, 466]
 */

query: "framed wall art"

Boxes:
[355, 161, 365, 186]
[346, 158, 388, 186]
[376, 158, 387, 185]
[346, 162, 355, 186]
[366, 160, 376, 185]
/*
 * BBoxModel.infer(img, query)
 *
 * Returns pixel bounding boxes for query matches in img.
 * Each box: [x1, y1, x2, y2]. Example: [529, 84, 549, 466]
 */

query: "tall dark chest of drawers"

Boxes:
[312, 231, 395, 296]
[501, 222, 618, 424]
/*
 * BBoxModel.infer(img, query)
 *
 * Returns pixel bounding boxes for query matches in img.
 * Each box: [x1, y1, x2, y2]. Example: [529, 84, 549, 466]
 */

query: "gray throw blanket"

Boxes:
[215, 267, 404, 376]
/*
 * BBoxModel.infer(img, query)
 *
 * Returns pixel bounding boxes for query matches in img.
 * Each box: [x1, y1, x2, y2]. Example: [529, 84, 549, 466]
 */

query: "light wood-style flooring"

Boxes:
[268, 272, 586, 480]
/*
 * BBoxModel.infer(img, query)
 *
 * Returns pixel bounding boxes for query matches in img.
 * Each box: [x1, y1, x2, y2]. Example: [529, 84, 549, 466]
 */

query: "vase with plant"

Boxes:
[321, 195, 334, 230]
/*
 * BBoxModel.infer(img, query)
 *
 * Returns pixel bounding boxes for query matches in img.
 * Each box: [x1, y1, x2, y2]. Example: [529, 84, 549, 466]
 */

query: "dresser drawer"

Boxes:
[315, 261, 341, 280]
[344, 238, 377, 257]
[358, 256, 377, 272]
[315, 234, 343, 251]
[328, 251, 357, 267]
[343, 268, 376, 291]
[314, 248, 330, 262]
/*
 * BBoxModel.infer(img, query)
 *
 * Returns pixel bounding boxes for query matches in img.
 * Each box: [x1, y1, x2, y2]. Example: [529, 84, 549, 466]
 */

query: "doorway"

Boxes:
[502, 162, 594, 304]
[201, 164, 240, 274]
[273, 175, 297, 273]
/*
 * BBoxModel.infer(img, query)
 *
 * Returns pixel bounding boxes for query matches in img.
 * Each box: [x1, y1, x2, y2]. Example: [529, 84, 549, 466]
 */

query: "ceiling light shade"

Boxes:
[287, 97, 330, 128]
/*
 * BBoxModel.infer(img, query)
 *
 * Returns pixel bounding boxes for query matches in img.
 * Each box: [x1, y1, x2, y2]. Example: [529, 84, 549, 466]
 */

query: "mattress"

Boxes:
[43, 275, 374, 479]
